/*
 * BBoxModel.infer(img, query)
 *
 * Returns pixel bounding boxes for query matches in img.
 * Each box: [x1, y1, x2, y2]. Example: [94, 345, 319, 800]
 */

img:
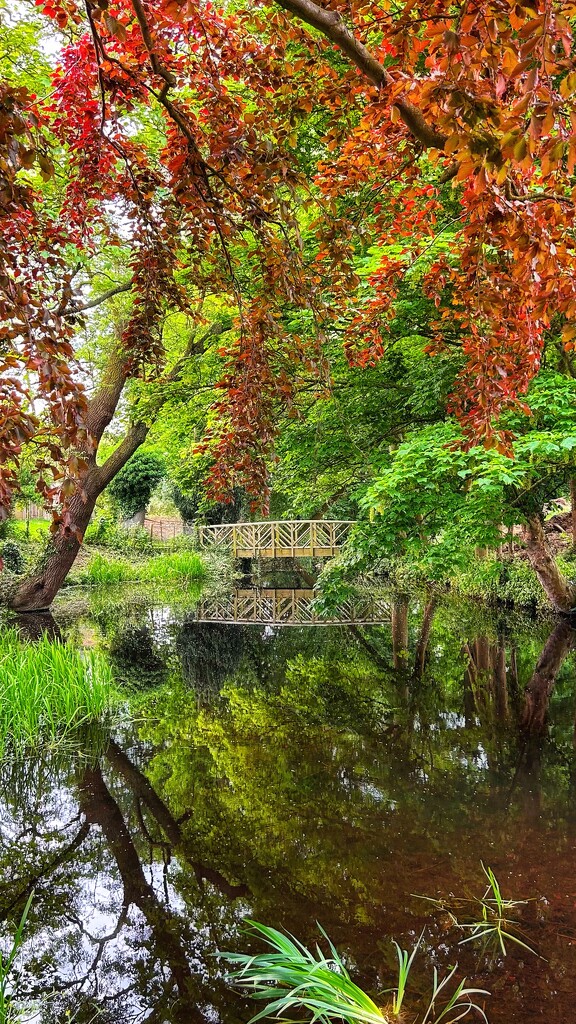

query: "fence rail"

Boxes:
[14, 504, 49, 521]
[198, 520, 354, 558]
[194, 588, 390, 625]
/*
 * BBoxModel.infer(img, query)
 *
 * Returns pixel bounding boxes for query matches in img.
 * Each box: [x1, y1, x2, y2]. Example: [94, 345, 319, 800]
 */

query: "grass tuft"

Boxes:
[81, 552, 134, 585]
[0, 630, 115, 757]
[414, 863, 539, 960]
[143, 551, 207, 582]
[457, 864, 538, 958]
[0, 892, 33, 1024]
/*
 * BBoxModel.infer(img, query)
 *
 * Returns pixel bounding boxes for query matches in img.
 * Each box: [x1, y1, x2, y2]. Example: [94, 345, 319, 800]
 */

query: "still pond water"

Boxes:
[3, 584, 576, 1023]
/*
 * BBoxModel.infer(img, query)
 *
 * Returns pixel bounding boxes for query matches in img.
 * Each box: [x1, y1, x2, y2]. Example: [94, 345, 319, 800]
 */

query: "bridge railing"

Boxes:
[198, 520, 354, 558]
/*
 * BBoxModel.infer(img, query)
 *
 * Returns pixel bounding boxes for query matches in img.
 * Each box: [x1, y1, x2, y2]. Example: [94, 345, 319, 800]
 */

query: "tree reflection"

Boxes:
[0, 603, 575, 1022]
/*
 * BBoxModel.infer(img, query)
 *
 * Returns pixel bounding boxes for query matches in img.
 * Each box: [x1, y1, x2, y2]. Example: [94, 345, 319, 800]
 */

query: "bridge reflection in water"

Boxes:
[194, 588, 391, 625]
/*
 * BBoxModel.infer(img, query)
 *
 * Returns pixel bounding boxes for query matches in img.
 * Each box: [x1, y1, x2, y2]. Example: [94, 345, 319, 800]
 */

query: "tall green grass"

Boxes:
[81, 552, 134, 584]
[143, 551, 206, 582]
[78, 550, 206, 586]
[0, 630, 114, 756]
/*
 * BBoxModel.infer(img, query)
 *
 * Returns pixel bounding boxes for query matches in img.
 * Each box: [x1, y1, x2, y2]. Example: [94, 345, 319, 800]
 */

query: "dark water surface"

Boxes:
[3, 586, 576, 1023]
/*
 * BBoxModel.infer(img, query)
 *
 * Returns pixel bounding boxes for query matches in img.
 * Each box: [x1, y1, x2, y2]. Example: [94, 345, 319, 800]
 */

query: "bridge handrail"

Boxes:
[197, 519, 356, 557]
[199, 519, 355, 529]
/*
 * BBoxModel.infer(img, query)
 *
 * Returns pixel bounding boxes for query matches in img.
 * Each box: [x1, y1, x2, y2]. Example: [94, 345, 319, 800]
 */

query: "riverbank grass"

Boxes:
[78, 550, 207, 586]
[0, 631, 114, 756]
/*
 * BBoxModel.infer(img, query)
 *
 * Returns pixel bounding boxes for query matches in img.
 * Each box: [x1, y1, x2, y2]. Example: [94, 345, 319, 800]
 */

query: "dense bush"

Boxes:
[1, 541, 24, 575]
[107, 451, 165, 518]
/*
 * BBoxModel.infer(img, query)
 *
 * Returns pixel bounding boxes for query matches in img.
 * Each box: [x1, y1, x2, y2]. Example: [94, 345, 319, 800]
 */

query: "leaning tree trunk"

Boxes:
[10, 483, 100, 611]
[11, 424, 149, 611]
[7, 322, 225, 611]
[522, 515, 576, 613]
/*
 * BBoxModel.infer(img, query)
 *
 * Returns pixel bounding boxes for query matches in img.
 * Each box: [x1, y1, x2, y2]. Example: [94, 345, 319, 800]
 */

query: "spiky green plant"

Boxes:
[81, 553, 134, 585]
[414, 863, 537, 960]
[221, 921, 488, 1024]
[0, 892, 33, 1023]
[391, 933, 422, 1015]
[458, 864, 537, 958]
[142, 551, 206, 583]
[79, 550, 206, 586]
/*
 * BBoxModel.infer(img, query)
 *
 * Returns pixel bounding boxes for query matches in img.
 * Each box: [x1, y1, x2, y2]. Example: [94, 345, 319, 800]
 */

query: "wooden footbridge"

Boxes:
[194, 588, 390, 625]
[197, 520, 354, 559]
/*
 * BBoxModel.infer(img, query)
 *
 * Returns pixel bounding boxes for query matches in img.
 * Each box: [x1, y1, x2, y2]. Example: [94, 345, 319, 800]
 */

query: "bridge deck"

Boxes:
[198, 520, 354, 558]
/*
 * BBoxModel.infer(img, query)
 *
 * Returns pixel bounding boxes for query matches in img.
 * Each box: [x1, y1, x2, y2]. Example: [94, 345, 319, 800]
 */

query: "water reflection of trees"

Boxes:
[2, 601, 576, 1021]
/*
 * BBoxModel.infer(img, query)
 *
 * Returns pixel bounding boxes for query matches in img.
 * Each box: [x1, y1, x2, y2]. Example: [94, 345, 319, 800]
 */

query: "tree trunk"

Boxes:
[493, 642, 508, 722]
[565, 479, 569, 552]
[521, 619, 576, 734]
[412, 595, 437, 681]
[123, 507, 146, 529]
[11, 422, 149, 611]
[522, 515, 576, 613]
[77, 761, 201, 1013]
[105, 739, 249, 898]
[10, 478, 101, 611]
[391, 595, 409, 671]
[571, 478, 576, 549]
[7, 322, 225, 610]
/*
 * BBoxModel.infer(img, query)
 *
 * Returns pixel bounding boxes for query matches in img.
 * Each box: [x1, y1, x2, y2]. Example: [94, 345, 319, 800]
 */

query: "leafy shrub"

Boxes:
[107, 451, 165, 518]
[124, 526, 156, 553]
[449, 557, 543, 610]
[85, 518, 155, 555]
[2, 541, 24, 575]
[84, 516, 112, 545]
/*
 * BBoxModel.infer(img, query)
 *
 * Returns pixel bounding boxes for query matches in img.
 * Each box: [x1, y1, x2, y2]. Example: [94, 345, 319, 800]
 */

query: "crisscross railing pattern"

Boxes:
[198, 520, 354, 558]
[195, 588, 390, 625]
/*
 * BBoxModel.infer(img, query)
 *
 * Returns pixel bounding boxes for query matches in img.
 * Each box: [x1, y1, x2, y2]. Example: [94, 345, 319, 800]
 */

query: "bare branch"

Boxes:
[64, 280, 133, 317]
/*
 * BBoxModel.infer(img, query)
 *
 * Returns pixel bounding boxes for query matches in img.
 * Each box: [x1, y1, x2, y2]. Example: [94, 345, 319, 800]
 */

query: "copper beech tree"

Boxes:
[1, 0, 576, 609]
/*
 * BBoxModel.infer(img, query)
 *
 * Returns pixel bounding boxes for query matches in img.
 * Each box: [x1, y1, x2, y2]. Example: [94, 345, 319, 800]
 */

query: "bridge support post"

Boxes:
[239, 557, 252, 578]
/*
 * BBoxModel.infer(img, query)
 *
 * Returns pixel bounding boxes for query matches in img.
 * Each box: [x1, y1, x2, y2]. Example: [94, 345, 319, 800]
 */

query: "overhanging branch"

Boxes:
[64, 280, 133, 317]
[273, 0, 447, 150]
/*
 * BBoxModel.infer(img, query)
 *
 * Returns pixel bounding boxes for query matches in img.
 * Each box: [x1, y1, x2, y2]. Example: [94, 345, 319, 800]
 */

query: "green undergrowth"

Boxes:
[448, 557, 544, 610]
[73, 549, 208, 586]
[367, 553, 551, 610]
[323, 551, 573, 615]
[0, 629, 116, 758]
